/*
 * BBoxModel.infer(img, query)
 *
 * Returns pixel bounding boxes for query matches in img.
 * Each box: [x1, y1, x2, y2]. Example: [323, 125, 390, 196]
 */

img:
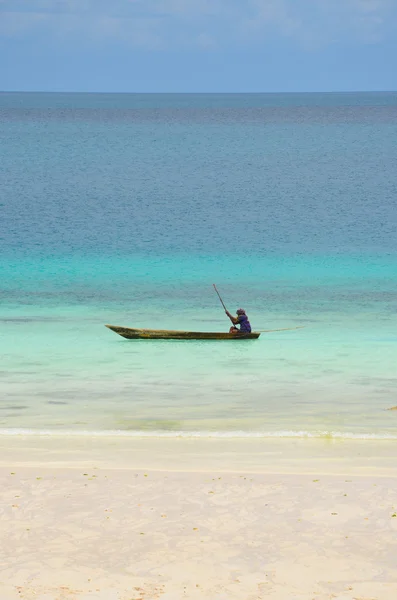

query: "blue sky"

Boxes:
[0, 0, 396, 92]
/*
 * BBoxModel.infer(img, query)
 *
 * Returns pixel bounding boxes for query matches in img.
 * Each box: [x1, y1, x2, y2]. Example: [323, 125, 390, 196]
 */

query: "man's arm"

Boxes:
[225, 310, 238, 325]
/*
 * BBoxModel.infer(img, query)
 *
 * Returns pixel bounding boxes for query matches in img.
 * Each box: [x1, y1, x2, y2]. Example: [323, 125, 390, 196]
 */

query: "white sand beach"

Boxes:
[1, 436, 397, 600]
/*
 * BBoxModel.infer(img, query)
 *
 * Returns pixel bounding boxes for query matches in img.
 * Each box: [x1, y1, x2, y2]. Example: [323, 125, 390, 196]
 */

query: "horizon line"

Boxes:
[1, 89, 397, 95]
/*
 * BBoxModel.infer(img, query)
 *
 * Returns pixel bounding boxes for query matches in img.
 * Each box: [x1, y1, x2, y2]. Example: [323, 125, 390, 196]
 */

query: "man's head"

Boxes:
[236, 308, 246, 315]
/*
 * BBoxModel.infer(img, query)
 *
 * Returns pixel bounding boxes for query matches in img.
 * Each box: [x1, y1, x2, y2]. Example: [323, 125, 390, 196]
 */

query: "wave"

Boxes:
[0, 428, 396, 440]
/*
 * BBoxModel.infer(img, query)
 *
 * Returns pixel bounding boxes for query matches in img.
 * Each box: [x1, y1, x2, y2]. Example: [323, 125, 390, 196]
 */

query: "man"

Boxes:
[225, 308, 252, 334]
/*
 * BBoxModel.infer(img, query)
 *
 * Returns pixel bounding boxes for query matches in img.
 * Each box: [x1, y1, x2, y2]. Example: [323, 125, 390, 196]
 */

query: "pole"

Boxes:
[213, 284, 228, 312]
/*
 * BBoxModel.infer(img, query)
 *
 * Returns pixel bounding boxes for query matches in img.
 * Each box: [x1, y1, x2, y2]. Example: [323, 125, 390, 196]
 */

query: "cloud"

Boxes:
[0, 3, 167, 48]
[196, 32, 216, 49]
[0, 11, 49, 37]
[0, 0, 395, 49]
[351, 0, 389, 13]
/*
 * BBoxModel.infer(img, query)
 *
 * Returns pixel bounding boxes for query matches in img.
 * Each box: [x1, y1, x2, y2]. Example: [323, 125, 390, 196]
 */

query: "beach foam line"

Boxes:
[0, 428, 397, 440]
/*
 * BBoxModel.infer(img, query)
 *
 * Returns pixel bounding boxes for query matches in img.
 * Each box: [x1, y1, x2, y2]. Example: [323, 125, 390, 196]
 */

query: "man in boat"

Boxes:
[225, 308, 252, 335]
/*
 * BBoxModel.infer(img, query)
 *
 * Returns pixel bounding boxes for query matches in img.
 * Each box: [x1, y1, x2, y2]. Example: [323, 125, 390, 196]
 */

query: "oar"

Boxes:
[256, 326, 305, 333]
[213, 284, 228, 312]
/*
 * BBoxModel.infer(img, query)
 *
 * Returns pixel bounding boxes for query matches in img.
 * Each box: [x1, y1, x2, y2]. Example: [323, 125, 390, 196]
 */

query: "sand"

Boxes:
[1, 436, 397, 600]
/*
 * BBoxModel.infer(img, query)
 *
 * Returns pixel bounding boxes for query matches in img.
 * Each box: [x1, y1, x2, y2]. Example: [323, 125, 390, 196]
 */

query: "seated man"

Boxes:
[225, 308, 252, 334]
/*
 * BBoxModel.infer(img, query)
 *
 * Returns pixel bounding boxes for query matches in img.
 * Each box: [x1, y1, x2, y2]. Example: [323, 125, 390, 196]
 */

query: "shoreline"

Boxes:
[2, 434, 397, 475]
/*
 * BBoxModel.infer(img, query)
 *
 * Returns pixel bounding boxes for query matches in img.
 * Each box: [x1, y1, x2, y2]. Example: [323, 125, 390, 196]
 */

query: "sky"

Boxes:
[0, 0, 396, 92]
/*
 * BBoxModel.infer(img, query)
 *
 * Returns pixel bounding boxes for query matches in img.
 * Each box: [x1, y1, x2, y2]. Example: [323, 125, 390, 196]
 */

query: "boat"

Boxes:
[105, 325, 260, 340]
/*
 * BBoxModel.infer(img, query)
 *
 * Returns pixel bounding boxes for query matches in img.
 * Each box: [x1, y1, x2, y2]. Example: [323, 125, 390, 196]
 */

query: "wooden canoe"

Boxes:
[105, 325, 260, 340]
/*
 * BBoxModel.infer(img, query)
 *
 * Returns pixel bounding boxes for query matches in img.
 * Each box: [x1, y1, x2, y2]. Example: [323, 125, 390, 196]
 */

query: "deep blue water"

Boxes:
[2, 91, 397, 258]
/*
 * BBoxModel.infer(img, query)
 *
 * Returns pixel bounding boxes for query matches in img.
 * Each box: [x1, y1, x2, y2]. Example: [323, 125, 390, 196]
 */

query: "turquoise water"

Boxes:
[1, 92, 397, 438]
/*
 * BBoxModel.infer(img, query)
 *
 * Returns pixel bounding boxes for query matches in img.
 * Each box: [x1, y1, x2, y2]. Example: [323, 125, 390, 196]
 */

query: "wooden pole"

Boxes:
[257, 326, 305, 333]
[213, 284, 228, 312]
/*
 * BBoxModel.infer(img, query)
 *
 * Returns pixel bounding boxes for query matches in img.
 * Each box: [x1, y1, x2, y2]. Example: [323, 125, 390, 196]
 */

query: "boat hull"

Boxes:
[105, 325, 260, 340]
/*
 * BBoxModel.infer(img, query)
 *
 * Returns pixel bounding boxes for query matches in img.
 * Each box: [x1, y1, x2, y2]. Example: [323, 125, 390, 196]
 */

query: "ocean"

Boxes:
[1, 91, 397, 439]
